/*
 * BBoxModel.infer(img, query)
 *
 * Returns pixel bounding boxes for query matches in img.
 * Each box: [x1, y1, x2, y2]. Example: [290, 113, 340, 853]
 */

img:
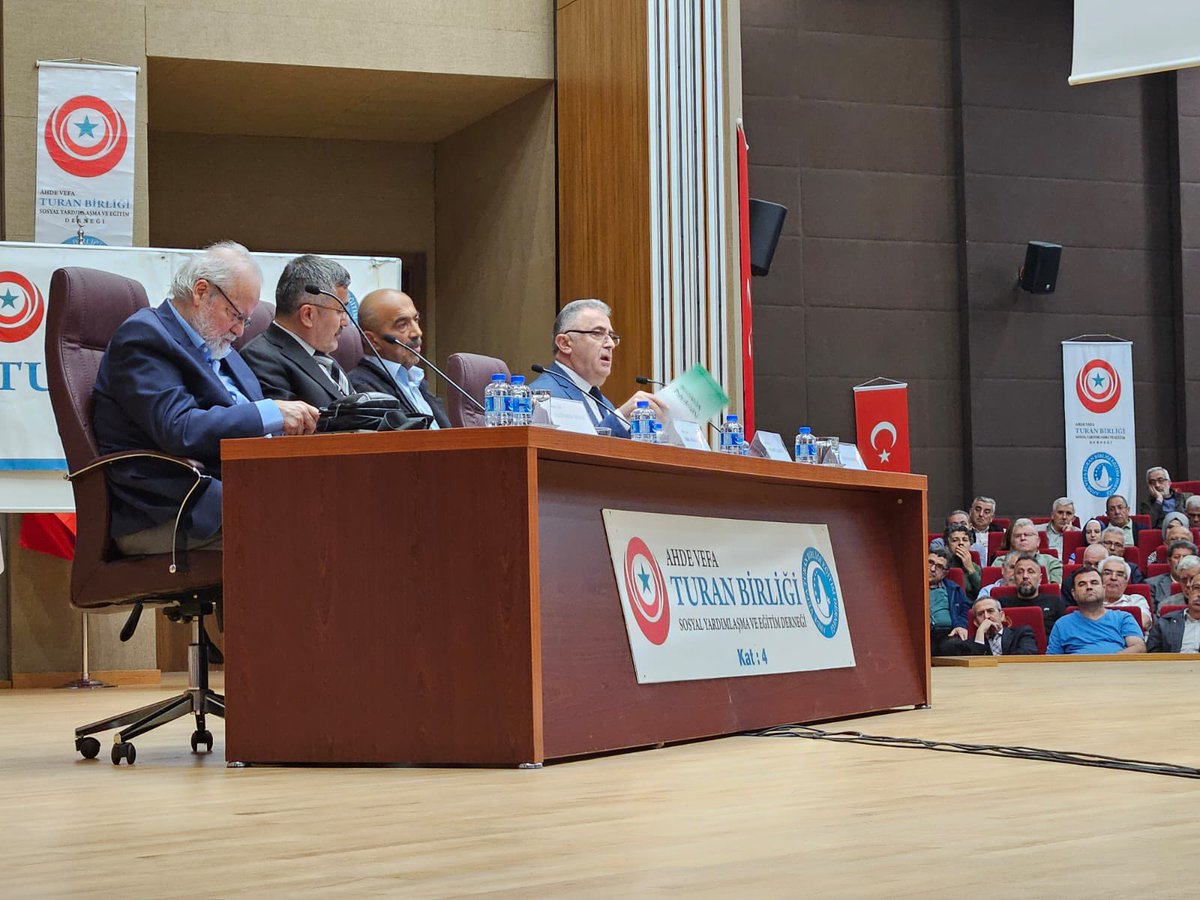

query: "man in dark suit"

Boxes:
[938, 597, 1038, 656]
[348, 289, 450, 428]
[92, 242, 319, 554]
[240, 255, 353, 408]
[1146, 577, 1200, 652]
[1146, 542, 1200, 611]
[527, 298, 665, 438]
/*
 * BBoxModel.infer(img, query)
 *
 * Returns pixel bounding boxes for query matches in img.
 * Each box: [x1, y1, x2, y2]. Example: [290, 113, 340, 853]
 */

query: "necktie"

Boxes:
[314, 353, 349, 395]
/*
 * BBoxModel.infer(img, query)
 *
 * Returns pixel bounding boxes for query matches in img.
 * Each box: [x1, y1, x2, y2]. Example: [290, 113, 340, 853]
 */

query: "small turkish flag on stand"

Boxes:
[854, 380, 911, 473]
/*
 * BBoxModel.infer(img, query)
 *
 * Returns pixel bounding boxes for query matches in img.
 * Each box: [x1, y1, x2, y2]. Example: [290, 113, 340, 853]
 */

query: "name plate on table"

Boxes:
[666, 419, 710, 451]
[602, 509, 857, 684]
[537, 398, 597, 435]
[749, 430, 792, 461]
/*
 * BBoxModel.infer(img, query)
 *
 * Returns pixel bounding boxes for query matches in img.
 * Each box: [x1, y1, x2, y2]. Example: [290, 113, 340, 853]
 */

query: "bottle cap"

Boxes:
[636, 400, 649, 408]
[491, 374, 506, 381]
[511, 375, 525, 384]
[726, 414, 738, 423]
[799, 426, 811, 434]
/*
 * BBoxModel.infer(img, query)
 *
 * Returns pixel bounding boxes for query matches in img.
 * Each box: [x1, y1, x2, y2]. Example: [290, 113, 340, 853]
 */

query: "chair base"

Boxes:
[74, 606, 223, 765]
[58, 676, 117, 690]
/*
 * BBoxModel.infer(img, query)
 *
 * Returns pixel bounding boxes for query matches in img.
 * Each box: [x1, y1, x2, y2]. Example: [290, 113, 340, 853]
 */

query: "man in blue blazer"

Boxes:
[527, 298, 665, 438]
[92, 242, 320, 555]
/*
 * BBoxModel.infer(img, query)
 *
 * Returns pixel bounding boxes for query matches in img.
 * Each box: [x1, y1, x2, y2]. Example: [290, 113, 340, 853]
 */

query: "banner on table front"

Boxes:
[853, 381, 910, 472]
[602, 509, 855, 684]
[35, 62, 139, 246]
[1063, 339, 1136, 520]
[0, 242, 401, 476]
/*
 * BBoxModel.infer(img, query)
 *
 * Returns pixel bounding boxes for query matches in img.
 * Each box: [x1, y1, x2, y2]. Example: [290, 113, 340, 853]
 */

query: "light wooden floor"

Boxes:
[2, 663, 1199, 898]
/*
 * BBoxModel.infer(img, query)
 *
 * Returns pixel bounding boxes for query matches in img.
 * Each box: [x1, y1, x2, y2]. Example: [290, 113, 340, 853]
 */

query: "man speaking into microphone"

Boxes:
[529, 298, 666, 437]
[349, 289, 450, 428]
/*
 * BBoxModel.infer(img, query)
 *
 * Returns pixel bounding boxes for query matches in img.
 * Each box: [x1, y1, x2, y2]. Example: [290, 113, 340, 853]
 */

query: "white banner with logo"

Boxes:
[35, 61, 139, 246]
[1062, 339, 1136, 520]
[0, 242, 401, 506]
[602, 509, 856, 684]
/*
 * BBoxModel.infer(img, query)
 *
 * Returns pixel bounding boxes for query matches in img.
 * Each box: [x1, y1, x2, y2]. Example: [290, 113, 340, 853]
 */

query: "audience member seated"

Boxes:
[1185, 495, 1200, 531]
[1146, 547, 1200, 612]
[928, 510, 969, 550]
[1104, 494, 1143, 546]
[937, 597, 1038, 657]
[990, 518, 1062, 583]
[241, 255, 354, 407]
[1063, 542, 1109, 599]
[1047, 565, 1146, 655]
[929, 547, 971, 649]
[966, 496, 1002, 557]
[1068, 518, 1103, 563]
[92, 241, 320, 555]
[1037, 497, 1077, 555]
[1140, 466, 1194, 530]
[1146, 512, 1192, 565]
[1098, 556, 1151, 629]
[977, 551, 1017, 601]
[942, 524, 981, 600]
[1146, 577, 1200, 653]
[1098, 526, 1144, 583]
[997, 552, 1066, 635]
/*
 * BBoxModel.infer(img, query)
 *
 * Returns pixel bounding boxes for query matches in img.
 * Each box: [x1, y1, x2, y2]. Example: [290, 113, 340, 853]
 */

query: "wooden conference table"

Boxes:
[221, 427, 928, 766]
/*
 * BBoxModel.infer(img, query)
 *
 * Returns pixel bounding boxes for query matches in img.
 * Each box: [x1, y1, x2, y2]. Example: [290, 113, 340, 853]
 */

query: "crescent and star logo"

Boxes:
[1075, 359, 1120, 415]
[869, 420, 897, 463]
[0, 272, 46, 344]
[801, 547, 840, 639]
[44, 94, 128, 178]
[623, 537, 670, 645]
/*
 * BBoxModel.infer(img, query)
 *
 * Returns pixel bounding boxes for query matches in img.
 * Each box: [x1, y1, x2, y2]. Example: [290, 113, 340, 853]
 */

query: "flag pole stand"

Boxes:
[57, 614, 115, 689]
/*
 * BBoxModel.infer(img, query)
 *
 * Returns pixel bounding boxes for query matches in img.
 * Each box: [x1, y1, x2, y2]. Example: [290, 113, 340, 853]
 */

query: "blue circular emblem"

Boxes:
[1082, 452, 1121, 498]
[61, 235, 107, 246]
[801, 546, 840, 639]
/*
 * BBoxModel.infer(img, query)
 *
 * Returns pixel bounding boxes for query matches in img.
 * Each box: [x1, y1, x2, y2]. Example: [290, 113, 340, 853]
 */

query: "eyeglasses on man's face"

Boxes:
[208, 281, 254, 328]
[563, 328, 621, 346]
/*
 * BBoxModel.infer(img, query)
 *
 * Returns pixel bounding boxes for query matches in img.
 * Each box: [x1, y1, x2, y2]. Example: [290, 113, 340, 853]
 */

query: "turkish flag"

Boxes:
[19, 513, 77, 560]
[854, 383, 910, 473]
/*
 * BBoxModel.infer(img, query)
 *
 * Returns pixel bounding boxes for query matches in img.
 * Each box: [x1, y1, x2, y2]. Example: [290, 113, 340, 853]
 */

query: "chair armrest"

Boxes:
[65, 449, 207, 482]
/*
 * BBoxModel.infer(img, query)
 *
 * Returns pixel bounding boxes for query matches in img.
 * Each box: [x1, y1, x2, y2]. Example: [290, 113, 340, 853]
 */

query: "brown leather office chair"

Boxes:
[45, 267, 225, 766]
[332, 322, 364, 374]
[446, 353, 510, 427]
[232, 299, 274, 350]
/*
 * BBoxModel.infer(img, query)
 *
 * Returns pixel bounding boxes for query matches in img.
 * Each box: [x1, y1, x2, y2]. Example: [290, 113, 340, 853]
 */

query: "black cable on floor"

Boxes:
[751, 724, 1200, 779]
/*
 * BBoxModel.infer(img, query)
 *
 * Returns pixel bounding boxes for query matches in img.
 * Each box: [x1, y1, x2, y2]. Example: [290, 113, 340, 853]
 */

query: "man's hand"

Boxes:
[948, 626, 968, 641]
[274, 400, 320, 435]
[974, 619, 997, 642]
[1149, 484, 1164, 503]
[953, 543, 976, 574]
[617, 391, 668, 420]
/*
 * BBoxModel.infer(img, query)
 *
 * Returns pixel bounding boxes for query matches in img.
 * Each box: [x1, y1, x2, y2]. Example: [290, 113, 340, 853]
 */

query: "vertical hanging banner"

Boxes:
[1063, 338, 1135, 520]
[35, 61, 139, 246]
[853, 379, 911, 473]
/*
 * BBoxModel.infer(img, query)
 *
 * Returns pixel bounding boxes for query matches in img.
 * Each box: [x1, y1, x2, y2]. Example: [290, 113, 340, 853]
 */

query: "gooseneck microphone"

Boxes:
[303, 284, 484, 412]
[530, 363, 630, 427]
[635, 375, 666, 387]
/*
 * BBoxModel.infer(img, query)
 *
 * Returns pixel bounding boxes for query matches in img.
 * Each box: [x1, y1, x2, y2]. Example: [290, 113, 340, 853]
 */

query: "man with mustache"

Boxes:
[349, 289, 450, 428]
[92, 241, 319, 555]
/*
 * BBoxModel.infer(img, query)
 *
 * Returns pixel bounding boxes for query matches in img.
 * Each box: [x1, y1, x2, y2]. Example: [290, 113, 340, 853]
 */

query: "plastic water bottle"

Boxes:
[795, 426, 817, 463]
[509, 375, 531, 426]
[720, 414, 745, 454]
[652, 421, 665, 444]
[630, 400, 656, 442]
[484, 374, 509, 427]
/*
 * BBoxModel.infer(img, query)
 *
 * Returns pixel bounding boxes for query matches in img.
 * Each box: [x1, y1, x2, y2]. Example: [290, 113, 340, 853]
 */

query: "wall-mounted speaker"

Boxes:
[1018, 241, 1062, 294]
[749, 199, 788, 276]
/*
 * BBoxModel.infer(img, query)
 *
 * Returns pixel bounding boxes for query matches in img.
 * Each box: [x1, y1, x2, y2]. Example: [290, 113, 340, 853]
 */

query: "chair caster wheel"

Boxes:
[191, 729, 213, 753]
[76, 736, 101, 759]
[111, 741, 136, 765]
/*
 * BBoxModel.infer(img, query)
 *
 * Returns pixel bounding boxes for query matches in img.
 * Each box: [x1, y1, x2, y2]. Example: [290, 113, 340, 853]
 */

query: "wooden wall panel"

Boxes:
[556, 0, 653, 397]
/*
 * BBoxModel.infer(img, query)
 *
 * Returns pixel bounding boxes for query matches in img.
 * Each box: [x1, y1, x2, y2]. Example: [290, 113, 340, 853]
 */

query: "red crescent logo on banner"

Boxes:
[0, 272, 46, 344]
[43, 94, 129, 178]
[1075, 359, 1120, 414]
[623, 537, 670, 645]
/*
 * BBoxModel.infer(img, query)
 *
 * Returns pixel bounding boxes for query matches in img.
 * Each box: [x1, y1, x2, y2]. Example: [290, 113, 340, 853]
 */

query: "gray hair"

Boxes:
[1162, 511, 1190, 541]
[1167, 539, 1199, 557]
[169, 241, 260, 306]
[971, 496, 996, 509]
[1176, 554, 1200, 575]
[1099, 554, 1131, 580]
[1011, 517, 1035, 531]
[1186, 496, 1200, 512]
[552, 298, 611, 352]
[1101, 526, 1126, 542]
[1146, 466, 1170, 481]
[275, 254, 351, 316]
[1051, 497, 1074, 512]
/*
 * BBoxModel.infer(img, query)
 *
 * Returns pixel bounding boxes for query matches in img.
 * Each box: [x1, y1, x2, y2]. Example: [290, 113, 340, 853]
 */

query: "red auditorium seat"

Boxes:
[981, 566, 1003, 587]
[945, 568, 966, 592]
[1002, 606, 1047, 654]
[1160, 604, 1186, 616]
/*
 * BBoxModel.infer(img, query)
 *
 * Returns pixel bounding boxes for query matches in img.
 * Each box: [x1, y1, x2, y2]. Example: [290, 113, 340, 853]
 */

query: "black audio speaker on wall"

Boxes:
[749, 199, 788, 276]
[1018, 241, 1062, 294]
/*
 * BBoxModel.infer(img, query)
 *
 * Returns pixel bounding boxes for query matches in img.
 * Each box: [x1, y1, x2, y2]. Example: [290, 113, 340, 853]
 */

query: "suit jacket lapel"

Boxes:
[224, 351, 265, 402]
[550, 361, 602, 426]
[269, 323, 340, 402]
[154, 302, 232, 397]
